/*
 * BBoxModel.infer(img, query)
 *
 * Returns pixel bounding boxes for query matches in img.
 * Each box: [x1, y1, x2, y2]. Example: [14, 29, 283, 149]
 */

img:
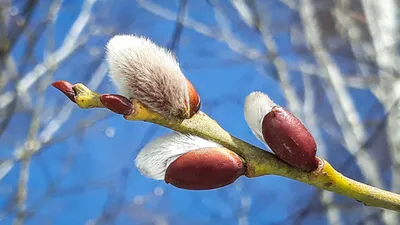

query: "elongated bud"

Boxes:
[106, 35, 200, 119]
[135, 132, 221, 180]
[165, 147, 245, 190]
[135, 133, 245, 190]
[52, 80, 76, 103]
[262, 106, 318, 171]
[244, 92, 318, 172]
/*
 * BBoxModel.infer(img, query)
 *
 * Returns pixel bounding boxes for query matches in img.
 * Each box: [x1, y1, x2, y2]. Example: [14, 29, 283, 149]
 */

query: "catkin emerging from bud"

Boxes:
[106, 35, 200, 119]
[244, 91, 318, 172]
[135, 132, 221, 180]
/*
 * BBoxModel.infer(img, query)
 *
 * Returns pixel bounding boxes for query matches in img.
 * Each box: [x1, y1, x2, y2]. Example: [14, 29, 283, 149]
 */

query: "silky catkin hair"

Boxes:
[106, 35, 189, 118]
[244, 91, 276, 143]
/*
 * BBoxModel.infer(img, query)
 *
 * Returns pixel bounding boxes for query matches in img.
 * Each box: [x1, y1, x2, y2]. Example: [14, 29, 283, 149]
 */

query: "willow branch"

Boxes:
[62, 82, 400, 212]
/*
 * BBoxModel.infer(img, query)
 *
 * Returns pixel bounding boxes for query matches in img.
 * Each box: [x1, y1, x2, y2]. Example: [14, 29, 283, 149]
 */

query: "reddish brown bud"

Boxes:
[165, 147, 245, 190]
[186, 78, 201, 118]
[262, 106, 318, 172]
[100, 94, 133, 115]
[52, 80, 76, 103]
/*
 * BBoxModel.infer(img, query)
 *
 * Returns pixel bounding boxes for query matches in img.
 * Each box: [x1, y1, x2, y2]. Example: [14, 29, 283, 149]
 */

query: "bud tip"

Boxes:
[52, 80, 76, 103]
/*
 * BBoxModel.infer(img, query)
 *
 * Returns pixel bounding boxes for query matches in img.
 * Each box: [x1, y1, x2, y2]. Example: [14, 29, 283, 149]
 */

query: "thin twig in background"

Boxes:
[0, 0, 39, 57]
[0, 0, 96, 111]
[168, 0, 188, 53]
[302, 74, 341, 224]
[299, 0, 381, 187]
[138, 0, 265, 60]
[92, 125, 161, 225]
[13, 52, 51, 224]
[300, 0, 385, 222]
[0, 61, 108, 182]
[362, 0, 400, 223]
[13, 158, 30, 225]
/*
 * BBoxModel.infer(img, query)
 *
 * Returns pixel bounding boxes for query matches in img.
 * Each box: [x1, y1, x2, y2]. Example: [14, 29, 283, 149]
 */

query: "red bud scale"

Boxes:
[52, 80, 76, 103]
[165, 147, 245, 190]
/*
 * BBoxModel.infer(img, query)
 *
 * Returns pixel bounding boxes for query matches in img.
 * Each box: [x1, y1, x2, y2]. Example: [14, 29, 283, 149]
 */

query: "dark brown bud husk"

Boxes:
[165, 147, 245, 190]
[262, 106, 318, 172]
[100, 94, 133, 115]
[52, 80, 76, 103]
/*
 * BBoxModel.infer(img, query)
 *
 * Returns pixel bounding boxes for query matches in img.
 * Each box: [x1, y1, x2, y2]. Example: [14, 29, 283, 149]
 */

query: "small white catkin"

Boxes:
[135, 132, 221, 180]
[106, 35, 189, 118]
[244, 91, 276, 143]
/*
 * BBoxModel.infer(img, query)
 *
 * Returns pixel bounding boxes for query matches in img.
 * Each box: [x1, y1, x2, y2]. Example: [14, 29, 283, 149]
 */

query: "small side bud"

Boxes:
[100, 94, 133, 115]
[106, 35, 200, 119]
[52, 80, 76, 103]
[262, 106, 318, 172]
[165, 147, 245, 190]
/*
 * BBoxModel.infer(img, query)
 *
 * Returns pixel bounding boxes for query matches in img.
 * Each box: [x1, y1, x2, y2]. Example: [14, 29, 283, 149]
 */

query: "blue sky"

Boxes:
[1, 0, 392, 224]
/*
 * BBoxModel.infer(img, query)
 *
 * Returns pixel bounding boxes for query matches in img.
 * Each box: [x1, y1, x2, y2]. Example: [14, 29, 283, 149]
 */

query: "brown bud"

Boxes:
[52, 80, 76, 103]
[185, 78, 201, 118]
[262, 106, 318, 172]
[165, 147, 245, 190]
[100, 94, 133, 115]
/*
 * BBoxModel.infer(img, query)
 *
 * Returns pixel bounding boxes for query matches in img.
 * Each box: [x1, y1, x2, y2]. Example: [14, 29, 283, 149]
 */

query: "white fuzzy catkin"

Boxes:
[106, 35, 189, 118]
[135, 132, 221, 180]
[244, 91, 276, 143]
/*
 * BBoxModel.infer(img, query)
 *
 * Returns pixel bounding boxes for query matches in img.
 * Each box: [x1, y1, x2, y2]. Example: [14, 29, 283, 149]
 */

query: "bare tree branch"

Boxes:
[360, 0, 400, 223]
[302, 74, 341, 224]
[0, 0, 97, 111]
[168, 0, 188, 52]
[299, 0, 382, 188]
[0, 60, 108, 182]
[13, 158, 31, 225]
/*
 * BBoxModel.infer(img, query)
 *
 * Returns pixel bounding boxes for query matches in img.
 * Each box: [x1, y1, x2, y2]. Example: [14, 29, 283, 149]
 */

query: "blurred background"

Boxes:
[0, 0, 399, 224]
